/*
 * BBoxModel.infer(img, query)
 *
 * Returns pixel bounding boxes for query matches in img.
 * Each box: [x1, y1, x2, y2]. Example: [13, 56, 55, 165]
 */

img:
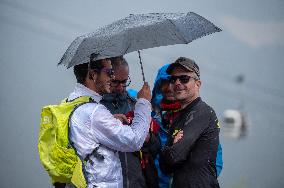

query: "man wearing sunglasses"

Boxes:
[67, 55, 152, 188]
[101, 56, 133, 114]
[101, 56, 160, 188]
[159, 57, 220, 188]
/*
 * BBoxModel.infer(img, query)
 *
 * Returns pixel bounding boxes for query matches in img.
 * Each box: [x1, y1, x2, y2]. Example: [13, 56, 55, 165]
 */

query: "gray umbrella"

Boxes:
[58, 12, 221, 80]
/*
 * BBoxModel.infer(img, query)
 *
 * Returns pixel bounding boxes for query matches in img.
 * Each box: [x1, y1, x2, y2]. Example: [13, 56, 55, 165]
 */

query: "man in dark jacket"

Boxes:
[101, 56, 160, 188]
[160, 57, 220, 188]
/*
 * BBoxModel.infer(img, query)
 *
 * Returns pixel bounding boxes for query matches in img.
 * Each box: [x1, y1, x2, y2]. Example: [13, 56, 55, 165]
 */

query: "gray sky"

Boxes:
[0, 0, 284, 187]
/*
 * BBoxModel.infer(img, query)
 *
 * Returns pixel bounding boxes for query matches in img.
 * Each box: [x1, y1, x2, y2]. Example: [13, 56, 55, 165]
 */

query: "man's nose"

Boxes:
[116, 83, 124, 92]
[173, 78, 182, 85]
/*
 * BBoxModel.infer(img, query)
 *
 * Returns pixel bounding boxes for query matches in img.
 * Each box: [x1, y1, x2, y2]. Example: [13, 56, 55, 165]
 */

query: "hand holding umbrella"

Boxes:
[138, 82, 151, 102]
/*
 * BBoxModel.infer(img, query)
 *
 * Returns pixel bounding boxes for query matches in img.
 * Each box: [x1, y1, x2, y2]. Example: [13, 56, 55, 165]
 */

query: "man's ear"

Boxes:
[196, 80, 201, 88]
[88, 70, 97, 81]
[88, 71, 93, 80]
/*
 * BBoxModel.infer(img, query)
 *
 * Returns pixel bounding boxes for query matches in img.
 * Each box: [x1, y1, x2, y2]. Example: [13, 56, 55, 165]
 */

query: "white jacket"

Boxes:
[68, 84, 151, 188]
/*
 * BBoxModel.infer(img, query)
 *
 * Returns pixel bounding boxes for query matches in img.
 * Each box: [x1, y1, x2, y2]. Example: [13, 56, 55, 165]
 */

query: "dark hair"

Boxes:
[73, 54, 107, 84]
[74, 63, 88, 84]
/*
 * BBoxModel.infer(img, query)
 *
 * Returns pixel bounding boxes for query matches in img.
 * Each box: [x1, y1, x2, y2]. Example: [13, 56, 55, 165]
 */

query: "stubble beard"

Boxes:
[96, 79, 110, 95]
[175, 89, 195, 108]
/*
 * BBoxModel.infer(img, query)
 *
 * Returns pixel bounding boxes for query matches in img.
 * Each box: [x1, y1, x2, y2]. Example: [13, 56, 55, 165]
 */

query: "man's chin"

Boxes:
[165, 96, 175, 101]
[175, 91, 183, 96]
[99, 87, 111, 95]
[175, 93, 186, 100]
[105, 88, 111, 94]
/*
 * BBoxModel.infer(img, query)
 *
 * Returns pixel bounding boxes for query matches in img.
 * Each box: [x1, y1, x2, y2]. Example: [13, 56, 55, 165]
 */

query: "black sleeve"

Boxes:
[142, 132, 161, 159]
[160, 109, 210, 169]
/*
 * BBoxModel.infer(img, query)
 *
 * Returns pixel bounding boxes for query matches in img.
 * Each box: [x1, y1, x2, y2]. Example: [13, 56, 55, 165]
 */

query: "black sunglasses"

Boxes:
[100, 68, 114, 77]
[111, 76, 131, 87]
[169, 75, 198, 84]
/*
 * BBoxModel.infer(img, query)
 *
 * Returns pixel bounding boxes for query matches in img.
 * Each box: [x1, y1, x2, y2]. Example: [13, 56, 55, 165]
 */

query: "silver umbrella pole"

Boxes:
[138, 50, 146, 82]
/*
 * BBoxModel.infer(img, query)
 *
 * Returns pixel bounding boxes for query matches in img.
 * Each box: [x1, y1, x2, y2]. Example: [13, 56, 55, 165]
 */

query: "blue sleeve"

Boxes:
[216, 143, 223, 177]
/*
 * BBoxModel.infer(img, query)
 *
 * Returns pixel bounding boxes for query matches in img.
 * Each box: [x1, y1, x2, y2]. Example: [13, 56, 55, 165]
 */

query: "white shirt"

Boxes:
[68, 83, 151, 188]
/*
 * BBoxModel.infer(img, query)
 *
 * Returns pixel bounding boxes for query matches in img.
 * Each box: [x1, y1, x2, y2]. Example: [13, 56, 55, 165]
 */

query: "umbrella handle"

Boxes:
[138, 50, 146, 82]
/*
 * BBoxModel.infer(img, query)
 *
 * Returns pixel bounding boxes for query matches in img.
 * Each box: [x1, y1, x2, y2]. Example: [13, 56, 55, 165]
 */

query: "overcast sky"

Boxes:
[0, 0, 284, 187]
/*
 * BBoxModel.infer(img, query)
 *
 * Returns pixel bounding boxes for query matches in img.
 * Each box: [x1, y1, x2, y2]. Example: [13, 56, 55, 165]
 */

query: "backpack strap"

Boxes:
[84, 146, 104, 165]
[67, 96, 97, 149]
[65, 96, 95, 103]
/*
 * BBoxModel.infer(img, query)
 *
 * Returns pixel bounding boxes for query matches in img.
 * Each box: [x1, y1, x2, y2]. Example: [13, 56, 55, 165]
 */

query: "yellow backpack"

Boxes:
[38, 96, 95, 188]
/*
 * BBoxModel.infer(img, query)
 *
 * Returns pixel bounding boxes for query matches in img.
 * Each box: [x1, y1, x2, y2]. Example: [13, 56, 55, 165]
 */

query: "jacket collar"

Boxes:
[68, 83, 102, 103]
[182, 97, 201, 111]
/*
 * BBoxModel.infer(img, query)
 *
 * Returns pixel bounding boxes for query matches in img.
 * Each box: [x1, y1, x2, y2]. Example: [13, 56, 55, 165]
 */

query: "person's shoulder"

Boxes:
[74, 101, 103, 114]
[194, 99, 216, 114]
[199, 100, 218, 118]
[70, 102, 100, 125]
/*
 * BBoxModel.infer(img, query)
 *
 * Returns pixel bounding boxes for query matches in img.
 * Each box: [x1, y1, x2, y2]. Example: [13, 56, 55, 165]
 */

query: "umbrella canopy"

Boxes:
[58, 12, 221, 69]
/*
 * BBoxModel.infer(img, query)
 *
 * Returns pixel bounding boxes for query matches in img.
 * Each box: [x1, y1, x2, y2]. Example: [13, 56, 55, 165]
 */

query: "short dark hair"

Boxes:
[89, 53, 105, 70]
[73, 57, 107, 84]
[74, 63, 88, 84]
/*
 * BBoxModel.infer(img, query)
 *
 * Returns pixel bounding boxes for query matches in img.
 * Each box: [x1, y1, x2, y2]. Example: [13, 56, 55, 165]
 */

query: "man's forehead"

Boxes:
[114, 65, 128, 75]
[114, 64, 129, 71]
[114, 71, 128, 81]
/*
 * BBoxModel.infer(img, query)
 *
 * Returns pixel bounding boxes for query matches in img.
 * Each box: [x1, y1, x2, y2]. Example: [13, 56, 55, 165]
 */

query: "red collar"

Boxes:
[160, 99, 181, 111]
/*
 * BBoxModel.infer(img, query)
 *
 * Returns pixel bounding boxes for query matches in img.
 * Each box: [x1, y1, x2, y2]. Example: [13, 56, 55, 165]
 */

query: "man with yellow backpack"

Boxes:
[38, 56, 152, 188]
